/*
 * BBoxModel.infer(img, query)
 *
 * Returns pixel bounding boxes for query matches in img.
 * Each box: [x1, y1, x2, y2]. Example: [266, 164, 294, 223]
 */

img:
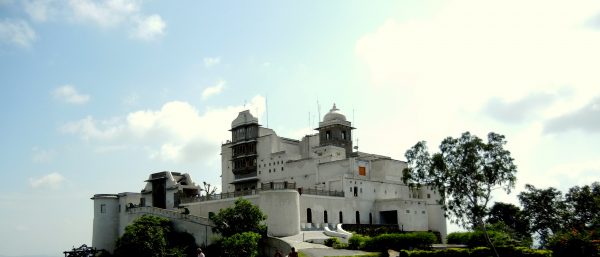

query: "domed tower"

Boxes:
[316, 104, 354, 155]
[230, 110, 259, 191]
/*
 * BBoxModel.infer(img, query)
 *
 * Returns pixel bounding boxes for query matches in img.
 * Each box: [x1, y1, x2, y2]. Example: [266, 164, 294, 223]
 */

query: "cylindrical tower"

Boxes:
[259, 190, 300, 237]
[91, 194, 120, 253]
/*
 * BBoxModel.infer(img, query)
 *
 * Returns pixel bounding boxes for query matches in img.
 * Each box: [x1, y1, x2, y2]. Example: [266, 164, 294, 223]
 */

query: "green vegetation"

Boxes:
[399, 247, 552, 257]
[324, 237, 347, 249]
[518, 182, 600, 256]
[347, 232, 437, 251]
[324, 254, 383, 257]
[403, 132, 518, 257]
[207, 198, 267, 257]
[113, 215, 197, 257]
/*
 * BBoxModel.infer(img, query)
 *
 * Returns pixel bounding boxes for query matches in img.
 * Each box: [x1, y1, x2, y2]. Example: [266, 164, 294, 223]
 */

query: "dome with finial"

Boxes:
[323, 103, 347, 122]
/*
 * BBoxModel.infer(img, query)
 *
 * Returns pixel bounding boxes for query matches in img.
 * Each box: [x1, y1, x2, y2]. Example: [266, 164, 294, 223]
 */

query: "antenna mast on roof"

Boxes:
[317, 98, 321, 127]
[266, 95, 269, 128]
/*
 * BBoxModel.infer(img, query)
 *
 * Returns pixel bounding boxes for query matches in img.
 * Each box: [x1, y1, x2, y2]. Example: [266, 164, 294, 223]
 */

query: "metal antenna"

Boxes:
[317, 98, 321, 125]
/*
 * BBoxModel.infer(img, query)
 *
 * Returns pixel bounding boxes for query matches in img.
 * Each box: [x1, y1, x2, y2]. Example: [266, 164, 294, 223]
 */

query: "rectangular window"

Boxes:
[100, 204, 106, 213]
[354, 186, 358, 197]
[358, 166, 366, 176]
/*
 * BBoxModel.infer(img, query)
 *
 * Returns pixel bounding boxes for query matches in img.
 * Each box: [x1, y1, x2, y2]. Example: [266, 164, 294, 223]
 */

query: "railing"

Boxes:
[299, 188, 344, 197]
[180, 189, 260, 204]
[180, 182, 344, 204]
[262, 182, 296, 190]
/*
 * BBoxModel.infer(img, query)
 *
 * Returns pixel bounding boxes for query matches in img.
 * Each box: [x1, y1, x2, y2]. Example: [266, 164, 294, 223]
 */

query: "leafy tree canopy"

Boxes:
[564, 182, 600, 229]
[114, 215, 197, 257]
[210, 198, 267, 237]
[517, 184, 566, 246]
[220, 231, 262, 257]
[487, 202, 530, 243]
[403, 132, 518, 230]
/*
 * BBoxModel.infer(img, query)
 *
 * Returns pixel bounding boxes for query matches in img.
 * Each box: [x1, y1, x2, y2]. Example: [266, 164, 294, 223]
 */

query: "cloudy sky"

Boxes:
[1, 0, 600, 256]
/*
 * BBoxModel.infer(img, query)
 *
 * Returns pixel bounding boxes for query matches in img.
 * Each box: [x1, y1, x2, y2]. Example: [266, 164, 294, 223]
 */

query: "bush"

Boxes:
[399, 247, 552, 257]
[324, 237, 341, 247]
[348, 234, 370, 250]
[547, 229, 599, 257]
[446, 231, 513, 248]
[364, 232, 437, 251]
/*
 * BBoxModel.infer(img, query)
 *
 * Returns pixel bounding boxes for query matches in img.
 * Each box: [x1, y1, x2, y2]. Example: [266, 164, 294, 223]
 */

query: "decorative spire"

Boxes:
[331, 103, 339, 112]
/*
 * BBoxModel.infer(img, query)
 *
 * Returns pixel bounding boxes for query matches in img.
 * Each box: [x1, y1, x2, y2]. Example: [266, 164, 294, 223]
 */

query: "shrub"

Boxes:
[324, 237, 341, 247]
[364, 232, 437, 251]
[348, 234, 370, 250]
[547, 229, 599, 257]
[399, 247, 552, 257]
[446, 231, 513, 248]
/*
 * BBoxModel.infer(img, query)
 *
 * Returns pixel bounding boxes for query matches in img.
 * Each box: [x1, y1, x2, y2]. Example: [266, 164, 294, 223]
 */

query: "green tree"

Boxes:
[114, 215, 197, 257]
[564, 182, 600, 230]
[403, 132, 517, 257]
[220, 231, 262, 257]
[208, 198, 267, 256]
[517, 184, 566, 247]
[210, 198, 267, 237]
[114, 215, 169, 257]
[486, 202, 531, 246]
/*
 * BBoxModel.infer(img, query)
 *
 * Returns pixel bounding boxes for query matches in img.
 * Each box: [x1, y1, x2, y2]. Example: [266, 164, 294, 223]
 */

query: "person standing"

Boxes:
[288, 247, 298, 257]
[197, 247, 205, 257]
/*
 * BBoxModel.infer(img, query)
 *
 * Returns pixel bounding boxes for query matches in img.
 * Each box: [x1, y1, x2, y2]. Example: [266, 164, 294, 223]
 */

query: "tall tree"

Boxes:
[487, 202, 531, 245]
[403, 132, 517, 257]
[518, 184, 566, 247]
[564, 182, 600, 229]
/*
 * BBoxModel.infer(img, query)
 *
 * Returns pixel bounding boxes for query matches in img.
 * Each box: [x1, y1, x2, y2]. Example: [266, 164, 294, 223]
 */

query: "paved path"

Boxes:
[278, 231, 374, 257]
[300, 248, 372, 257]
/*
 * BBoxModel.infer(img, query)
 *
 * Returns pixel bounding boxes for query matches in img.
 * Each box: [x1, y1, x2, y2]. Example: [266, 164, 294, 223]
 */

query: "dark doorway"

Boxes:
[307, 208, 312, 223]
[151, 178, 167, 209]
[355, 211, 360, 224]
[379, 210, 398, 224]
[369, 213, 373, 224]
[324, 210, 328, 223]
[339, 211, 343, 223]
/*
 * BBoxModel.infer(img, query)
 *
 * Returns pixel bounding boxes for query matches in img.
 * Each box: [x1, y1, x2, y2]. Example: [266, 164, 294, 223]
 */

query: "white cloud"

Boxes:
[130, 14, 165, 41]
[20, 0, 166, 41]
[0, 19, 36, 47]
[29, 172, 65, 189]
[68, 0, 138, 28]
[23, 0, 57, 22]
[203, 57, 221, 67]
[355, 1, 600, 103]
[52, 85, 90, 104]
[201, 80, 226, 100]
[61, 116, 124, 140]
[62, 95, 266, 163]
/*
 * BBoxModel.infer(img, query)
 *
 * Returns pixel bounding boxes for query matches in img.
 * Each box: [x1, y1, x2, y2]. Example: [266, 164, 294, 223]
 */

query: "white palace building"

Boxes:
[91, 104, 447, 253]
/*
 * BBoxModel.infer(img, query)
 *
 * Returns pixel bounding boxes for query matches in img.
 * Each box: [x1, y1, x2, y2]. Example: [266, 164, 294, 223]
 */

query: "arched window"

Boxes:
[324, 210, 328, 223]
[356, 211, 360, 224]
[339, 211, 343, 224]
[307, 208, 312, 223]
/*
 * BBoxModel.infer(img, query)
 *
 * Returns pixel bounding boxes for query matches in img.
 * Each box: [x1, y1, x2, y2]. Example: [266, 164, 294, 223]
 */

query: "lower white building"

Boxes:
[91, 104, 447, 253]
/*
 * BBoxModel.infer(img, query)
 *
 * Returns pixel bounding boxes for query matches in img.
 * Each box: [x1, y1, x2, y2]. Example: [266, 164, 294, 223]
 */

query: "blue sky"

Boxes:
[1, 1, 600, 256]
